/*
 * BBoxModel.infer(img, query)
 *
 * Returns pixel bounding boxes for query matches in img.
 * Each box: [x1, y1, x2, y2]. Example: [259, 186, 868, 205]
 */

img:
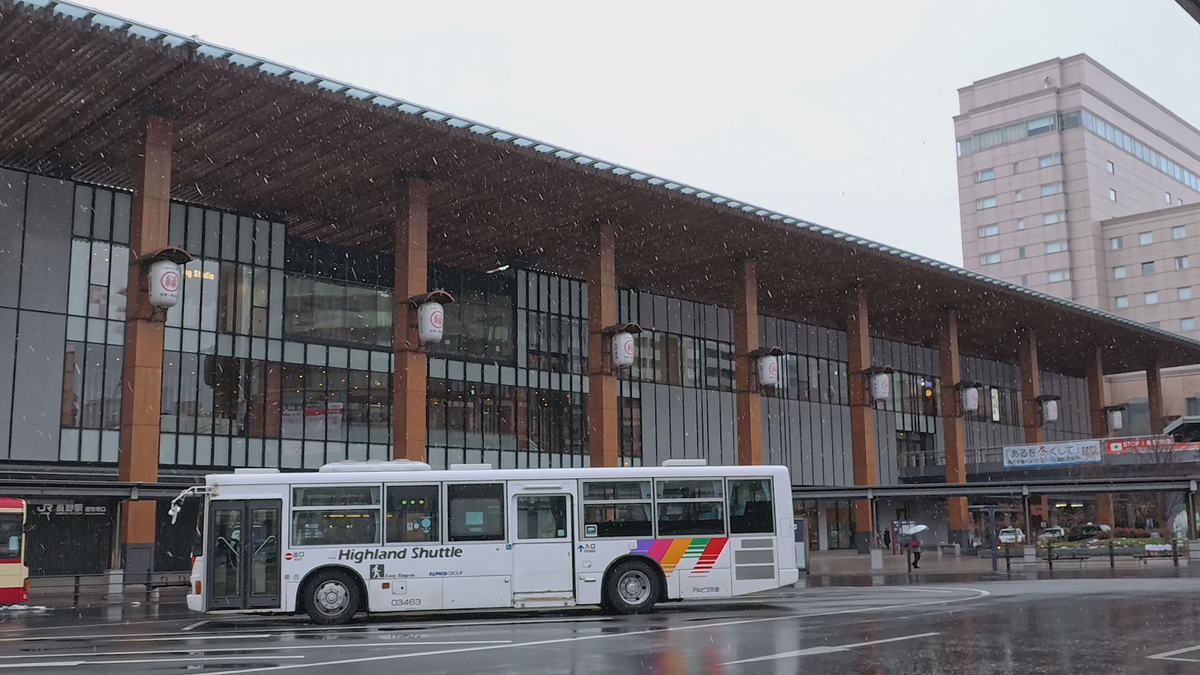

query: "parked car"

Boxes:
[1038, 526, 1067, 544]
[1067, 524, 1104, 542]
[998, 527, 1026, 544]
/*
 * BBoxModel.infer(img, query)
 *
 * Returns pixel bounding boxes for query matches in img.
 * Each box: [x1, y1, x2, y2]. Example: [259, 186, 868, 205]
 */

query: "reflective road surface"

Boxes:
[3, 576, 1200, 674]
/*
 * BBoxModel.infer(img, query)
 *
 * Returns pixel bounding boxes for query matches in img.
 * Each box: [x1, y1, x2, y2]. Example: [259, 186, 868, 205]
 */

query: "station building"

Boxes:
[3, 0, 1200, 577]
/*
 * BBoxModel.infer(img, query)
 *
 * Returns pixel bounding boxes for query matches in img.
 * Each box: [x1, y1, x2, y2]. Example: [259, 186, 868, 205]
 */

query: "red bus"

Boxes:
[0, 498, 28, 605]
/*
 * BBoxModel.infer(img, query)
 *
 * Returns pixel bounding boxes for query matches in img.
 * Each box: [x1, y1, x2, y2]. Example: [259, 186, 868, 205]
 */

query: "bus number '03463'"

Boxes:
[390, 598, 421, 607]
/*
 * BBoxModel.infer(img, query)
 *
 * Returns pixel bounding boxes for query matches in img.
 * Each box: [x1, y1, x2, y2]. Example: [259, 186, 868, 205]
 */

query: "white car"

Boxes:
[1040, 526, 1067, 541]
[998, 527, 1026, 544]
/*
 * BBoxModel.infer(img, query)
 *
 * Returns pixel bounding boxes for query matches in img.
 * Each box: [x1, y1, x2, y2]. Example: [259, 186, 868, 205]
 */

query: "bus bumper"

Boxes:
[780, 568, 800, 587]
[186, 593, 203, 612]
[0, 587, 27, 605]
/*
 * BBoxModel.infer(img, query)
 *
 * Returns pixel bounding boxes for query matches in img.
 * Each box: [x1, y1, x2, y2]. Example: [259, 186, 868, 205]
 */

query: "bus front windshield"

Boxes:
[0, 515, 22, 561]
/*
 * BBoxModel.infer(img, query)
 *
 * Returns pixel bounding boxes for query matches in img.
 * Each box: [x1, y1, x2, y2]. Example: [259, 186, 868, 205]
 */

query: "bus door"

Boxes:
[207, 500, 282, 610]
[508, 481, 575, 601]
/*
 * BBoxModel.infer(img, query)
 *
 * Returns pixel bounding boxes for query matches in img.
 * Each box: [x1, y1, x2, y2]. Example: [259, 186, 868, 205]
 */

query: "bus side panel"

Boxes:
[729, 536, 782, 596]
[367, 578, 443, 612]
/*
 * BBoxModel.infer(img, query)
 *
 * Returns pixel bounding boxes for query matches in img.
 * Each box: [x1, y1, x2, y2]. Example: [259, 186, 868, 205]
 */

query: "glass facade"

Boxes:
[0, 166, 1095, 486]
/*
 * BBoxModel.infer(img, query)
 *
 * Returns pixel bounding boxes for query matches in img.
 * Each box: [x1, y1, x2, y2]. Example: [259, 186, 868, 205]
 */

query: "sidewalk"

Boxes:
[27, 573, 189, 608]
[804, 548, 1195, 583]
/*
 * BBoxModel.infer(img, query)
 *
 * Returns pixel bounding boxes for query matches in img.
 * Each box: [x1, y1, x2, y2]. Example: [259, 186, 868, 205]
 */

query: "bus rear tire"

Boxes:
[303, 569, 360, 625]
[605, 560, 659, 615]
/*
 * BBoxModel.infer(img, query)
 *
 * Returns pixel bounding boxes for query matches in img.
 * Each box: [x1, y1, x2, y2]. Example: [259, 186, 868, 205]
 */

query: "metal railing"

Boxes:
[30, 572, 190, 608]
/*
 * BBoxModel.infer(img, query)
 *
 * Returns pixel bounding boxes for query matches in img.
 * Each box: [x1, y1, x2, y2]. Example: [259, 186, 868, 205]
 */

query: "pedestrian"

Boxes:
[910, 535, 922, 569]
[882, 527, 892, 551]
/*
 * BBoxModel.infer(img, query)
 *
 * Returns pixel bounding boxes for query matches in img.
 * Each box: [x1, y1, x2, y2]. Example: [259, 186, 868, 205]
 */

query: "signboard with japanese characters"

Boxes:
[1002, 440, 1103, 468]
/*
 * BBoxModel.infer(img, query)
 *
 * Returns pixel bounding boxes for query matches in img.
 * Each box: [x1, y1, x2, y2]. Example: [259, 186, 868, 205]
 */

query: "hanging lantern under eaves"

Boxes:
[417, 301, 444, 344]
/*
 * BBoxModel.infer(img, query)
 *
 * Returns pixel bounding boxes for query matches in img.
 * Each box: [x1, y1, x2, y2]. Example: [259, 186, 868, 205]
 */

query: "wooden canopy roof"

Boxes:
[1, 0, 1197, 376]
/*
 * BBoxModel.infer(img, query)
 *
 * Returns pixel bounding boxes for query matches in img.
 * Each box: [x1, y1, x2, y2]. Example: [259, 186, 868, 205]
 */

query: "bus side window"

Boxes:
[447, 483, 505, 542]
[728, 479, 774, 534]
[386, 484, 439, 544]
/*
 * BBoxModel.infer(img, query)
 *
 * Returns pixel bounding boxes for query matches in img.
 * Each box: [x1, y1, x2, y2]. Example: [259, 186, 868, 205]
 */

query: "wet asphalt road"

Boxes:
[6, 575, 1200, 673]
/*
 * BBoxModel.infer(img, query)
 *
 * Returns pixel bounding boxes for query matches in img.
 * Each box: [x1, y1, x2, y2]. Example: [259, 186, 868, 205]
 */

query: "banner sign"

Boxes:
[1002, 440, 1102, 468]
[1106, 437, 1200, 454]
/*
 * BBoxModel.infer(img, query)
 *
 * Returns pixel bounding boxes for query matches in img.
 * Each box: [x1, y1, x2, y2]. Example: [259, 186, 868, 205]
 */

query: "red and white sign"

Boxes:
[148, 260, 181, 308]
[1106, 437, 1200, 454]
[418, 301, 444, 344]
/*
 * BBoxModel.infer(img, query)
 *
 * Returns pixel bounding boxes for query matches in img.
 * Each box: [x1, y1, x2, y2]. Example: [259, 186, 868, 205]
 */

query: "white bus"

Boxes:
[175, 459, 798, 624]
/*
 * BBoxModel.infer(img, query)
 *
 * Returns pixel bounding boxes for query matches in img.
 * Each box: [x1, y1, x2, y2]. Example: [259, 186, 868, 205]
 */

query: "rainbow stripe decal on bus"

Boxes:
[632, 538, 727, 576]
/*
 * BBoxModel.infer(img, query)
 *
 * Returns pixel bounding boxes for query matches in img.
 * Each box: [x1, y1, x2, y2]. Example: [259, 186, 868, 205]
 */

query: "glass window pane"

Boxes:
[385, 484, 439, 543]
[728, 479, 774, 534]
[584, 504, 653, 538]
[292, 485, 380, 507]
[582, 481, 651, 500]
[657, 480, 723, 499]
[447, 483, 505, 542]
[657, 502, 725, 536]
[516, 495, 568, 539]
[290, 509, 379, 546]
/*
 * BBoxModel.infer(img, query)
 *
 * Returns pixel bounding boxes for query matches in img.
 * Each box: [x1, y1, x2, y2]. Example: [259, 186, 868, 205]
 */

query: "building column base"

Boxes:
[948, 530, 971, 549]
[854, 531, 872, 554]
[121, 543, 155, 586]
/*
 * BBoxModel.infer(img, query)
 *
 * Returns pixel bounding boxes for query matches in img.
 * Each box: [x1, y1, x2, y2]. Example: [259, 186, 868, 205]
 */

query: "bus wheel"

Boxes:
[606, 560, 659, 614]
[304, 570, 360, 625]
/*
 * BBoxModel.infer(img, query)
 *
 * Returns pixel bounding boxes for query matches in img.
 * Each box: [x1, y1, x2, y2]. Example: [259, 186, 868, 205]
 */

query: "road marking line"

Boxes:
[0, 614, 611, 642]
[1, 640, 513, 660]
[0, 655, 306, 669]
[882, 588, 956, 594]
[1147, 643, 1200, 662]
[721, 631, 941, 665]
[0, 633, 273, 644]
[197, 587, 990, 675]
[182, 620, 209, 631]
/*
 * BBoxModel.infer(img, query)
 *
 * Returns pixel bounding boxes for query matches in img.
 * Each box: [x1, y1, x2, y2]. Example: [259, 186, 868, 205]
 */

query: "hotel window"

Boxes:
[1149, 321, 1161, 328]
[1180, 287, 1193, 300]
[1018, 247, 1026, 259]
[1013, 161, 1021, 174]
[976, 196, 997, 210]
[1038, 153, 1061, 168]
[1016, 219, 1025, 230]
[978, 224, 999, 238]
[1115, 296, 1129, 309]
[1014, 190, 1023, 202]
[1177, 256, 1190, 270]
[1112, 266, 1126, 279]
[1043, 212, 1066, 225]
[1109, 189, 1118, 201]
[979, 252, 1000, 266]
[1140, 232, 1153, 245]
[1167, 192, 1173, 203]
[974, 169, 994, 183]
[1179, 198, 1185, 206]
[1020, 275, 1028, 285]
[1145, 292, 1159, 305]
[1173, 226, 1187, 240]
[1045, 240, 1068, 254]
[1047, 269, 1070, 283]
[1106, 161, 1115, 174]
[1183, 318, 1196, 331]
[1143, 261, 1156, 275]
[1040, 182, 1063, 197]
[1110, 237, 1123, 250]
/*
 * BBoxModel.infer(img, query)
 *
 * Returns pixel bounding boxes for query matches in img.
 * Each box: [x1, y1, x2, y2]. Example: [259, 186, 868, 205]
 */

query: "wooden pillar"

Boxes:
[117, 115, 173, 581]
[733, 259, 763, 465]
[392, 178, 428, 461]
[845, 288, 876, 552]
[1147, 359, 1164, 435]
[586, 221, 619, 468]
[1019, 330, 1043, 444]
[1087, 346, 1115, 528]
[939, 310, 969, 546]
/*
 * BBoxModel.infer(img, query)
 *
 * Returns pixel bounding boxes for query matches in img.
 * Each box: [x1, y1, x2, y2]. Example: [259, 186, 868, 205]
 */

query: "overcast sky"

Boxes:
[80, 0, 1200, 265]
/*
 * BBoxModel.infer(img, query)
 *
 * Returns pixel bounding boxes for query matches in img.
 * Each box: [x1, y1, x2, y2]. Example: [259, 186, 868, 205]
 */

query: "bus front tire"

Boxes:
[605, 560, 659, 614]
[303, 569, 361, 625]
